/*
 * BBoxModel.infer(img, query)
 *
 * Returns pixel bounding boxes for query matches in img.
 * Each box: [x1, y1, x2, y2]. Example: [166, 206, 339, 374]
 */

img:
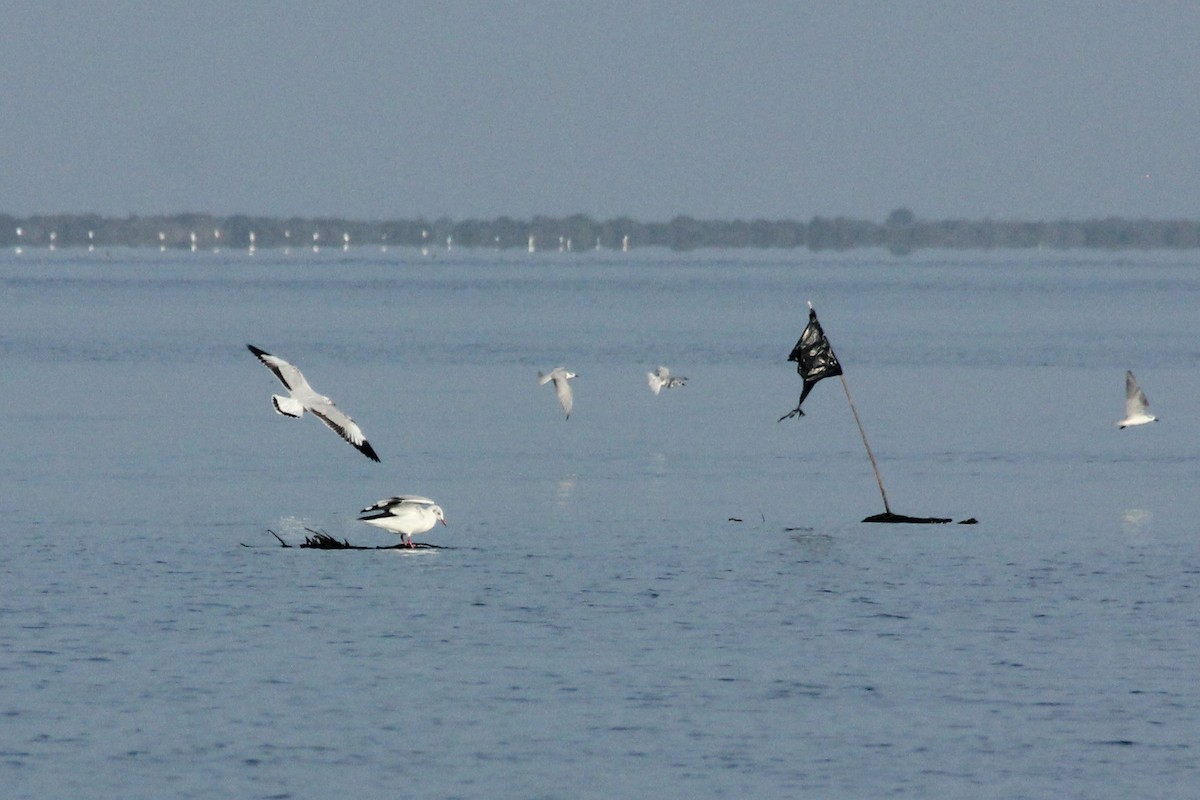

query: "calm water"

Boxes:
[2, 248, 1198, 798]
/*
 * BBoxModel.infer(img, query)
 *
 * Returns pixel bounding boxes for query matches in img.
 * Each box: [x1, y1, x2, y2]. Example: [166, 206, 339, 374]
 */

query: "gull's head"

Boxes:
[431, 505, 447, 526]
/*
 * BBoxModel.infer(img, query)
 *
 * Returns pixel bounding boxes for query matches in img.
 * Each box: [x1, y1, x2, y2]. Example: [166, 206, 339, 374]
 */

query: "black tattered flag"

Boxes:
[778, 306, 843, 421]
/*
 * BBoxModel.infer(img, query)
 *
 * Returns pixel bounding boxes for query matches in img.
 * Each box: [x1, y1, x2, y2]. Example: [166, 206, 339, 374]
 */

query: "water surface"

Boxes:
[2, 248, 1198, 798]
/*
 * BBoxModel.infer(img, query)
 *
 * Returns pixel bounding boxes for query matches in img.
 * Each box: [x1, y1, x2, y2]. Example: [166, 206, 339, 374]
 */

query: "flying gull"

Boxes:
[647, 365, 687, 395]
[247, 344, 381, 461]
[1116, 370, 1157, 429]
[538, 367, 576, 419]
[358, 495, 447, 547]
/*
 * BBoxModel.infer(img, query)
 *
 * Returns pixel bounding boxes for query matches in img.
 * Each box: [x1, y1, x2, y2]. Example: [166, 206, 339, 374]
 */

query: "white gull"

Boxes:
[247, 344, 381, 462]
[1117, 370, 1157, 429]
[358, 496, 447, 547]
[538, 367, 576, 419]
[647, 365, 687, 395]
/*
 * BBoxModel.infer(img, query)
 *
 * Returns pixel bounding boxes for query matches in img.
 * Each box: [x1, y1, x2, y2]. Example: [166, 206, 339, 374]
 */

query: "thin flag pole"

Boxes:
[838, 373, 892, 515]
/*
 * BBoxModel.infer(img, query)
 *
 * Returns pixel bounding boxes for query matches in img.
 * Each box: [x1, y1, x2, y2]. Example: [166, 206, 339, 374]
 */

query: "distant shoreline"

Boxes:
[5, 210, 1200, 254]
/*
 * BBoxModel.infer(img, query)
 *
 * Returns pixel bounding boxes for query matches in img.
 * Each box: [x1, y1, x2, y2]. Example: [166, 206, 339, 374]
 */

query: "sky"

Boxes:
[3, 1, 1199, 222]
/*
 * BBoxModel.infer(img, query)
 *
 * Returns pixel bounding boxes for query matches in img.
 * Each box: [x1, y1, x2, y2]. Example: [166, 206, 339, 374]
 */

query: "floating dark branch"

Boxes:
[282, 528, 448, 550]
[302, 530, 360, 548]
[246, 528, 448, 549]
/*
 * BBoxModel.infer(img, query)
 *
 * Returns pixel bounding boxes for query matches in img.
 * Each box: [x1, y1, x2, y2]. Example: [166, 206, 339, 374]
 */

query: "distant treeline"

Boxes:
[5, 209, 1200, 254]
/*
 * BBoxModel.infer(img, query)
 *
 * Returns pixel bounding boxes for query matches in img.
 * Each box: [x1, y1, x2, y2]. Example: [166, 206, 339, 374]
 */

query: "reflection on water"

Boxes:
[555, 473, 577, 507]
[788, 530, 835, 558]
[1120, 507, 1153, 541]
[273, 515, 319, 539]
[644, 451, 668, 505]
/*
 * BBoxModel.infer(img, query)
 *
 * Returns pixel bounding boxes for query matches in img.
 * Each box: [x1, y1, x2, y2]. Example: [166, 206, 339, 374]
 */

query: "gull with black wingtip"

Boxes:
[1117, 370, 1157, 429]
[358, 496, 447, 548]
[247, 344, 381, 462]
[647, 365, 686, 395]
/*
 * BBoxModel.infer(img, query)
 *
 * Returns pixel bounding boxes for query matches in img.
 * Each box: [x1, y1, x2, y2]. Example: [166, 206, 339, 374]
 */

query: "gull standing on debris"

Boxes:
[647, 365, 687, 395]
[538, 367, 576, 419]
[358, 496, 447, 547]
[247, 344, 381, 461]
[1117, 370, 1157, 428]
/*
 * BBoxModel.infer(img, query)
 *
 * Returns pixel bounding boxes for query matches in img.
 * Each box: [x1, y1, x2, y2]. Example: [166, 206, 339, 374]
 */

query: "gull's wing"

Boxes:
[361, 496, 425, 517]
[309, 402, 381, 462]
[358, 496, 435, 527]
[554, 374, 574, 418]
[395, 495, 437, 506]
[271, 394, 305, 418]
[647, 370, 664, 394]
[248, 344, 314, 395]
[539, 368, 574, 417]
[360, 497, 401, 518]
[1126, 370, 1150, 416]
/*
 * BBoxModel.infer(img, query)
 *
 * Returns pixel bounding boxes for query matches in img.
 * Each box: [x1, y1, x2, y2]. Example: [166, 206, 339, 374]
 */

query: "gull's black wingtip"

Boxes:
[247, 344, 269, 358]
[359, 441, 382, 463]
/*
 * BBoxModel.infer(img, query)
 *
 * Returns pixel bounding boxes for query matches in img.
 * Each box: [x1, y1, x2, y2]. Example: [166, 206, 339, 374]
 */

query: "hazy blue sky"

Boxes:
[3, 1, 1198, 221]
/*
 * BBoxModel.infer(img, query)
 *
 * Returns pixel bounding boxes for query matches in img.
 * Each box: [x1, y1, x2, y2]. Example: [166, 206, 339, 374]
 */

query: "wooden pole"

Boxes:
[838, 374, 892, 514]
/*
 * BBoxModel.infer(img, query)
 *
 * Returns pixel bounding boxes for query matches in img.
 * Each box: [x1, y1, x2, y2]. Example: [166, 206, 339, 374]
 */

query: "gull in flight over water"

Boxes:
[538, 367, 576, 419]
[358, 496, 447, 548]
[247, 344, 381, 461]
[647, 365, 687, 395]
[1117, 370, 1157, 429]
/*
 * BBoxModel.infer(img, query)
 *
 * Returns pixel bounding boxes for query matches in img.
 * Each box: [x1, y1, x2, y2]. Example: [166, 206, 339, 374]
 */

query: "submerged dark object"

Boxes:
[863, 512, 951, 524]
[862, 513, 978, 525]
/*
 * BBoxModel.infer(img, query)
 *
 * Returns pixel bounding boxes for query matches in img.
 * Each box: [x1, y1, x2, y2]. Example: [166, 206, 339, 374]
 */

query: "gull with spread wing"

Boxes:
[538, 367, 577, 419]
[247, 344, 381, 461]
[1117, 370, 1157, 429]
[647, 365, 687, 395]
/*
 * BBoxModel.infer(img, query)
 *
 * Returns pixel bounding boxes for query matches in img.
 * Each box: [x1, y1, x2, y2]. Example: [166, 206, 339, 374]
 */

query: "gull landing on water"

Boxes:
[358, 496, 447, 548]
[647, 365, 687, 395]
[538, 367, 576, 419]
[247, 344, 381, 461]
[1117, 370, 1157, 429]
